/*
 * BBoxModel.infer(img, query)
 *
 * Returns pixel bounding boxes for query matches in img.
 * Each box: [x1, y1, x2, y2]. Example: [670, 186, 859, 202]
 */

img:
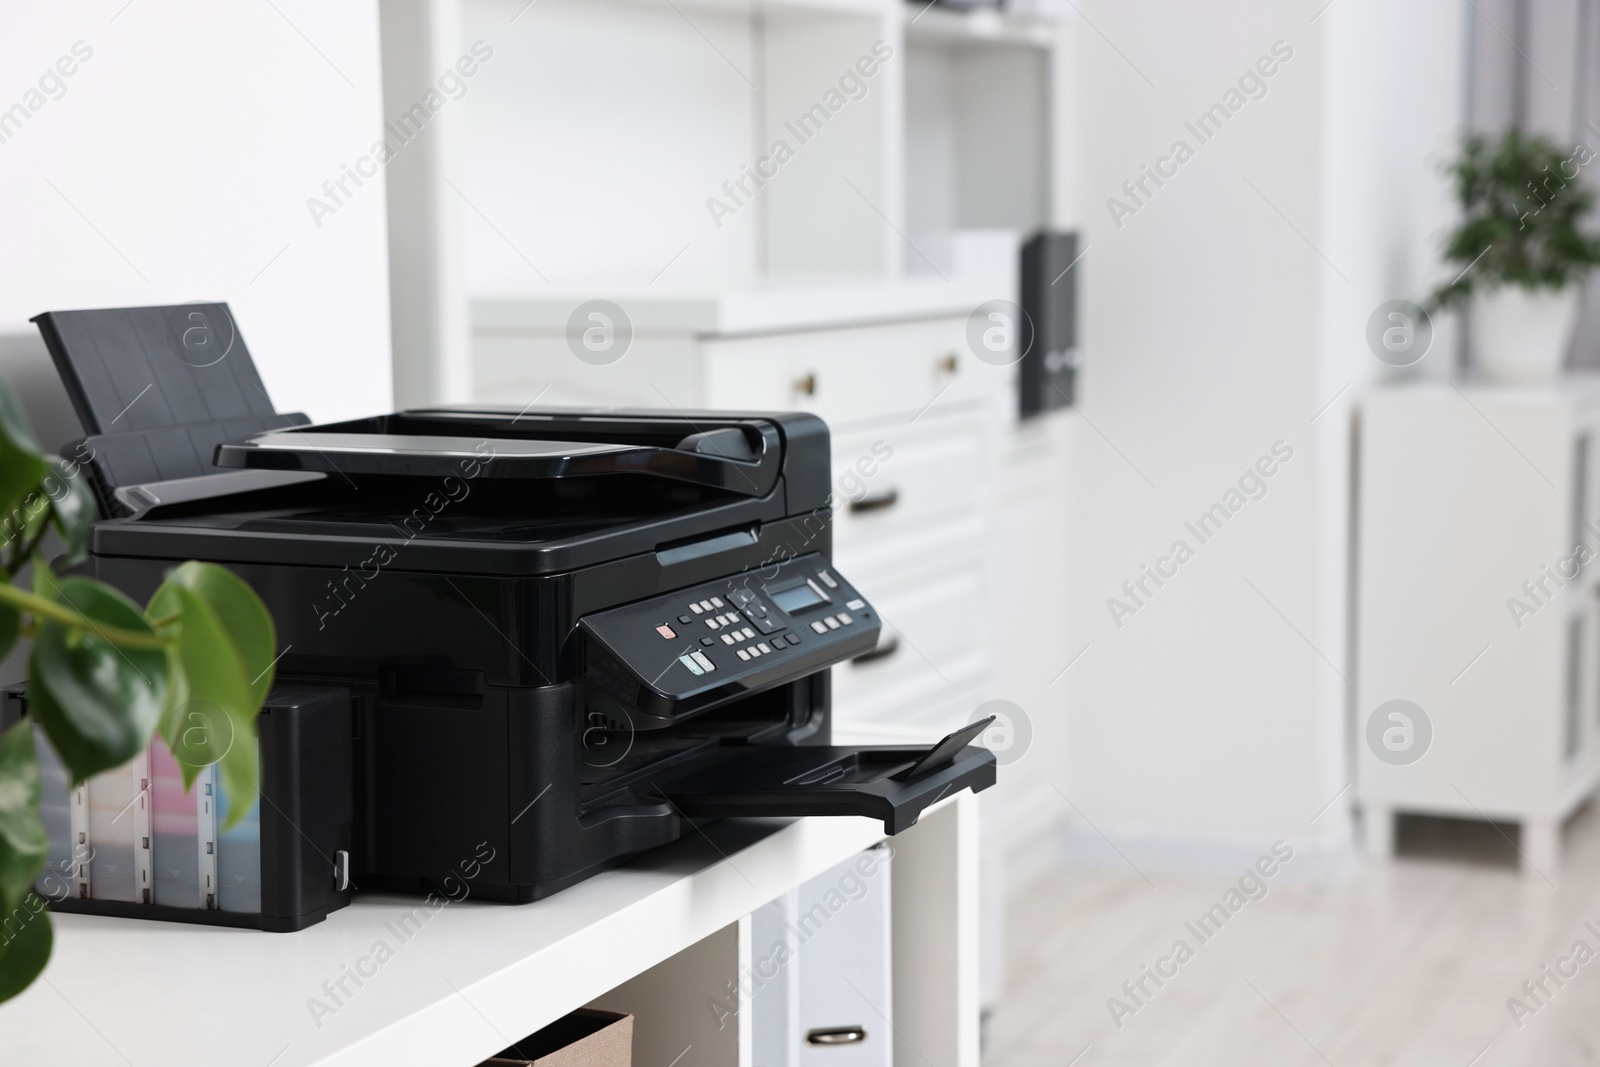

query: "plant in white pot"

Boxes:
[1429, 128, 1600, 381]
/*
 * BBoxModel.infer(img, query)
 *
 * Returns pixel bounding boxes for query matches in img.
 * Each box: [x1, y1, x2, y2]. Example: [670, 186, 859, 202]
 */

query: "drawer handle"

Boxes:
[851, 636, 900, 665]
[794, 372, 817, 396]
[848, 489, 899, 514]
[937, 352, 959, 374]
[806, 1026, 867, 1046]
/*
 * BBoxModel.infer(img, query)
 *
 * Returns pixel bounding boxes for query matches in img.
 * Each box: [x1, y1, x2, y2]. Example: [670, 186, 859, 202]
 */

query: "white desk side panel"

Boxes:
[890, 791, 980, 1067]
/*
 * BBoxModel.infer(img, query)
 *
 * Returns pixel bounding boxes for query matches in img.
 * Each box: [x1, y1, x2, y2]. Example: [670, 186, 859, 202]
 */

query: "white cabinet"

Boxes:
[1356, 380, 1600, 874]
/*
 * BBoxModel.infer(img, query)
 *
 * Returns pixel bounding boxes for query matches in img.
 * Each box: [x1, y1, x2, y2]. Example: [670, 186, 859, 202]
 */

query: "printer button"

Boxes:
[737, 649, 751, 661]
[698, 599, 715, 612]
[740, 627, 755, 640]
[837, 613, 853, 626]
[721, 633, 737, 645]
[846, 598, 865, 611]
[757, 642, 772, 654]
[691, 602, 705, 614]
[655, 624, 677, 639]
[785, 633, 802, 646]
[678, 654, 703, 676]
[811, 621, 828, 634]
[710, 596, 724, 608]
[754, 616, 782, 634]
[700, 637, 715, 647]
[818, 570, 839, 589]
[824, 617, 841, 630]
[678, 614, 694, 625]
[706, 618, 721, 630]
[691, 651, 716, 672]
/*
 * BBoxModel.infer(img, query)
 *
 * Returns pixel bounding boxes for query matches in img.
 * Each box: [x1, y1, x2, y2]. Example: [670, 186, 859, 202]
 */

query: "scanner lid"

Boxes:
[213, 407, 786, 498]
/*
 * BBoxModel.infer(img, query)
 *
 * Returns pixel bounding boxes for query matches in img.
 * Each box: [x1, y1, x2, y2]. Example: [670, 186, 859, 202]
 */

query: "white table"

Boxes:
[0, 794, 978, 1067]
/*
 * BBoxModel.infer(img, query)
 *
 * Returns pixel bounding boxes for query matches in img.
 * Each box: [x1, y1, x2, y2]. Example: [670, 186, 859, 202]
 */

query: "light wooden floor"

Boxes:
[984, 805, 1600, 1066]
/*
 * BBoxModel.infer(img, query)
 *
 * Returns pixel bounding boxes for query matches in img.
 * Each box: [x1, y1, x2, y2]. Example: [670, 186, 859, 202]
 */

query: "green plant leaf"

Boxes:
[0, 721, 47, 918]
[155, 642, 193, 784]
[45, 456, 97, 568]
[29, 573, 168, 783]
[158, 562, 277, 706]
[149, 583, 259, 826]
[0, 380, 48, 524]
[0, 893, 52, 1004]
[0, 591, 19, 665]
[1, 496, 49, 570]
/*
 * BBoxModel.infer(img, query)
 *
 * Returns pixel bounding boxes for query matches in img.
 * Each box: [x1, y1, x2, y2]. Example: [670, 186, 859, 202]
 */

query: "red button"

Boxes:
[655, 624, 676, 639]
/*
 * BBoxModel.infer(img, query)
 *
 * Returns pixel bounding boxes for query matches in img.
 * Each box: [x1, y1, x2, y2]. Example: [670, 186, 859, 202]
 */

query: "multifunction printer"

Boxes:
[4, 304, 995, 930]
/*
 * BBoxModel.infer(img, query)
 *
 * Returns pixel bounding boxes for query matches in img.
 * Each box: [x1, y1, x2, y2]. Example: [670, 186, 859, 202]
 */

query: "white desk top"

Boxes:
[472, 277, 1009, 338]
[0, 815, 888, 1067]
[1363, 372, 1600, 405]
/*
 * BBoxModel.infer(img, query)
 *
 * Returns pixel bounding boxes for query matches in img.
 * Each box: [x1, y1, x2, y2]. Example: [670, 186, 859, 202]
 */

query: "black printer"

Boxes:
[9, 304, 995, 931]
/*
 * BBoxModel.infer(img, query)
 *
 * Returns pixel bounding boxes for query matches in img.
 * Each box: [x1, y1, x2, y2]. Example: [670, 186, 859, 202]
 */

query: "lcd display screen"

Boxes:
[768, 583, 826, 614]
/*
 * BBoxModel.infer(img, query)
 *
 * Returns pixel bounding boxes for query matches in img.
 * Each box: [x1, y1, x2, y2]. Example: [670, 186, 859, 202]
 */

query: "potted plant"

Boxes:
[0, 380, 274, 1003]
[1429, 127, 1600, 381]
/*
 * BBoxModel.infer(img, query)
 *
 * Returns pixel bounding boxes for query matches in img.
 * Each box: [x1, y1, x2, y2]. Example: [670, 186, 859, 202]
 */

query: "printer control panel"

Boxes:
[580, 552, 881, 716]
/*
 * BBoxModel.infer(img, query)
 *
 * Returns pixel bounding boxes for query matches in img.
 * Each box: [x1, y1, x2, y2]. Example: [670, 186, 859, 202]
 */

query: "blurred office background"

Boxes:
[8, 0, 1600, 1062]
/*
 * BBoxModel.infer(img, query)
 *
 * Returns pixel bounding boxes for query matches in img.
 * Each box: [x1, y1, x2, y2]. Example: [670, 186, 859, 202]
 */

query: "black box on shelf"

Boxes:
[1019, 229, 1080, 417]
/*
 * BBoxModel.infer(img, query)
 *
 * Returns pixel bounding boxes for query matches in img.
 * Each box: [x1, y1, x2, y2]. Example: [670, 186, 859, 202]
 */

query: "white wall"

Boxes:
[0, 0, 393, 449]
[1058, 0, 1464, 875]
[459, 0, 762, 294]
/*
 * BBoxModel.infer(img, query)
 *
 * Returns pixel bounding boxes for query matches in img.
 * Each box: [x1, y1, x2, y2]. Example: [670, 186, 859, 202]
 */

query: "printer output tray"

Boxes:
[649, 736, 996, 836]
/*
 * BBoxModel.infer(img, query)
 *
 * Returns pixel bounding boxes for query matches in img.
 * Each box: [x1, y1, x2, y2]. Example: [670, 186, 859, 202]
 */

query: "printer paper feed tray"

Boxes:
[648, 739, 997, 836]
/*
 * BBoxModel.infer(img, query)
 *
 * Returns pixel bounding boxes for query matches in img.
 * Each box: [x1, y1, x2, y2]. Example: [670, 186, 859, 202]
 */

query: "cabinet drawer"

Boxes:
[833, 565, 988, 719]
[830, 416, 985, 550]
[835, 668, 993, 736]
[835, 517, 985, 591]
[702, 317, 999, 430]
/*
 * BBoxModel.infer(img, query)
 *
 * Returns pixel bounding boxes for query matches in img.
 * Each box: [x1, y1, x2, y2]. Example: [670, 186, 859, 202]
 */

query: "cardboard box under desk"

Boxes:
[480, 1009, 633, 1067]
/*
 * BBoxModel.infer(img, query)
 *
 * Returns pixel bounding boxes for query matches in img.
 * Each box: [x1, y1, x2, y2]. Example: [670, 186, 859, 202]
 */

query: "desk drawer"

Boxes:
[832, 564, 986, 714]
[834, 655, 992, 732]
[830, 417, 985, 549]
[703, 318, 996, 429]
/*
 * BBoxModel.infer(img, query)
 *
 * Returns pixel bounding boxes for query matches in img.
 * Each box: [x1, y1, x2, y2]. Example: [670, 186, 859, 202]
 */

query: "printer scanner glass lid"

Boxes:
[210, 407, 786, 499]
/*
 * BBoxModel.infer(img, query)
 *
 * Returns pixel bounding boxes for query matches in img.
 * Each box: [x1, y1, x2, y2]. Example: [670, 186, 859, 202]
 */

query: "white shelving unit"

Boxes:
[381, 0, 1067, 404]
[1357, 379, 1600, 875]
[0, 797, 980, 1067]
